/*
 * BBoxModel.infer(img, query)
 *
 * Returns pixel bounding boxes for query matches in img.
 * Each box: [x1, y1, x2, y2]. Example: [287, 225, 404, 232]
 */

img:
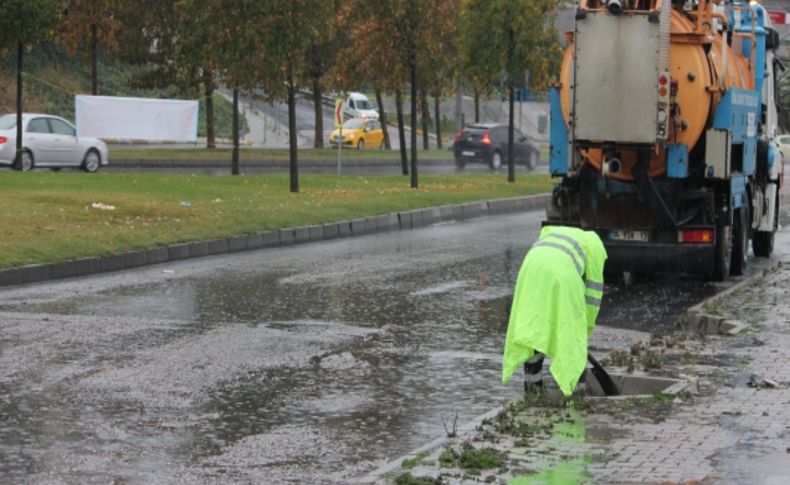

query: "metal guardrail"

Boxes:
[297, 89, 336, 108]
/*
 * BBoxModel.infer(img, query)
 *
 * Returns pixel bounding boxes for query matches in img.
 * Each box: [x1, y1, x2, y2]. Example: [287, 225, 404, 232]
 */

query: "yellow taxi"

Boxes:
[329, 118, 384, 149]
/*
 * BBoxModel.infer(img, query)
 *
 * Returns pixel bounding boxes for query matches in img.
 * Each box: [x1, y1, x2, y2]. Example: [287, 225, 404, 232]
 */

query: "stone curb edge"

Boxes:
[358, 253, 786, 484]
[353, 406, 504, 484]
[685, 256, 783, 335]
[0, 193, 550, 289]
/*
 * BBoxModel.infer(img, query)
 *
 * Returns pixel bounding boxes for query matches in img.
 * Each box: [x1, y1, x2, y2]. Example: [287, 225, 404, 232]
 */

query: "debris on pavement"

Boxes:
[366, 234, 790, 484]
[90, 202, 116, 211]
[747, 374, 780, 389]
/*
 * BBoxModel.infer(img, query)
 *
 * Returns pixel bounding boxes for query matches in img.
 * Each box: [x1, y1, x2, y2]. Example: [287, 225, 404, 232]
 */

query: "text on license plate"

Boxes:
[461, 150, 475, 157]
[610, 230, 649, 242]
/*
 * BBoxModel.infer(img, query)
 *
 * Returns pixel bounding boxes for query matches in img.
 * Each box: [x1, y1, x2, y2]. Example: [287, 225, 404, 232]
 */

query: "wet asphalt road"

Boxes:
[0, 210, 735, 483]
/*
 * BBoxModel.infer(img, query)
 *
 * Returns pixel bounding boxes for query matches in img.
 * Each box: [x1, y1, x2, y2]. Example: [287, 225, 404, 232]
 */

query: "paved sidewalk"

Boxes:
[363, 229, 790, 484]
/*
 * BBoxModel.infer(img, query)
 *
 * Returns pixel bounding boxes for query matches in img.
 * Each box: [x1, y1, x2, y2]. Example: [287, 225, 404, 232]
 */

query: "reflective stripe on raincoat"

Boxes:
[502, 226, 607, 396]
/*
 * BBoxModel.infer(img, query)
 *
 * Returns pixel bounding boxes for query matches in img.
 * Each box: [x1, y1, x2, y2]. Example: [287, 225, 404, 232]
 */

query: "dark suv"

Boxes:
[453, 123, 540, 170]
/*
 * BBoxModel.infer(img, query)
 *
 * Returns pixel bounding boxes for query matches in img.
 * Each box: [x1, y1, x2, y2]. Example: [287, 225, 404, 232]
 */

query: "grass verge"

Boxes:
[0, 171, 552, 269]
[109, 147, 455, 161]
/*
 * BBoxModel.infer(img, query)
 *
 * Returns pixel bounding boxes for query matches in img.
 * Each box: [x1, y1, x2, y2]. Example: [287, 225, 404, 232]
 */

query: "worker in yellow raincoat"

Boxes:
[502, 225, 607, 396]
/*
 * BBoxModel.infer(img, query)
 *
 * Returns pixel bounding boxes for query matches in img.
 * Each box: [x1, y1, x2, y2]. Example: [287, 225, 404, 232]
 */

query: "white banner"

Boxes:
[75, 95, 199, 142]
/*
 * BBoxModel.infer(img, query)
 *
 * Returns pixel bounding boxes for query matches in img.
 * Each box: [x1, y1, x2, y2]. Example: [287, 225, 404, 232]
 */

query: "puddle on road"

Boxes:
[0, 215, 721, 482]
[601, 274, 719, 332]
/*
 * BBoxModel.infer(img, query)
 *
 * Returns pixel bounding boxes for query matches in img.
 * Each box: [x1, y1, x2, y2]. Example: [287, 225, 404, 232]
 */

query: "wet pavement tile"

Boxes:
[368, 230, 790, 484]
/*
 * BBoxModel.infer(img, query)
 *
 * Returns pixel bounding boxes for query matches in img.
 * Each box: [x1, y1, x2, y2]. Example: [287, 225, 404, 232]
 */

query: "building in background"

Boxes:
[763, 0, 790, 57]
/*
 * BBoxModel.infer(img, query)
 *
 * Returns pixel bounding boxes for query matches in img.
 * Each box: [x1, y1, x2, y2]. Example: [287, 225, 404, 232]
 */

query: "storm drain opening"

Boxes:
[582, 371, 688, 397]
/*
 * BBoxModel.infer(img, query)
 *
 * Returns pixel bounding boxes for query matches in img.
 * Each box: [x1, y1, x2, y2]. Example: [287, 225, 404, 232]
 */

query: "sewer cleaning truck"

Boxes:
[546, 0, 783, 280]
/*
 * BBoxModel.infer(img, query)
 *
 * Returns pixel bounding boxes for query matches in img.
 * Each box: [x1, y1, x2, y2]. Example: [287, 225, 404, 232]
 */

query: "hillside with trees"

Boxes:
[0, 0, 562, 190]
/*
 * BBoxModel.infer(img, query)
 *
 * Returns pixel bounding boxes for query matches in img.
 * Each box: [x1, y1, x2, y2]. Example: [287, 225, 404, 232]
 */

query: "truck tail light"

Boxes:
[656, 71, 671, 141]
[0, 137, 6, 144]
[481, 131, 492, 145]
[679, 229, 713, 243]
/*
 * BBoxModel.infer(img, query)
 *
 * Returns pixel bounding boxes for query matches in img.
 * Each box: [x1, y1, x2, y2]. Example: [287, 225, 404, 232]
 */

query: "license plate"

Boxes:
[461, 150, 475, 157]
[610, 230, 649, 242]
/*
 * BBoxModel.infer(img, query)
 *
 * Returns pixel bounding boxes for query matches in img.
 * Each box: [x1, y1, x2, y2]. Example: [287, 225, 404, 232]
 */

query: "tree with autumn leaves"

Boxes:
[2, 1, 563, 188]
[0, 0, 62, 170]
[175, 0, 222, 151]
[170, 0, 557, 189]
[330, 1, 407, 170]
[58, 1, 179, 96]
[176, 0, 322, 191]
[335, 0, 459, 189]
[417, 1, 460, 152]
[304, 1, 346, 149]
[461, 0, 562, 182]
[266, 0, 327, 193]
[57, 0, 120, 96]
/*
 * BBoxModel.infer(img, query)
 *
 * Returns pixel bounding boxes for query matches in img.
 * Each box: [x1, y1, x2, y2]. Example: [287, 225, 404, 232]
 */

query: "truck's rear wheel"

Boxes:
[730, 205, 750, 276]
[753, 231, 775, 257]
[713, 225, 732, 281]
[753, 193, 778, 257]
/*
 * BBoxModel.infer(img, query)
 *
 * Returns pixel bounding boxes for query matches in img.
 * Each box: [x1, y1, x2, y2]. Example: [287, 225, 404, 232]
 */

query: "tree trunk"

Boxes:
[434, 94, 442, 149]
[91, 22, 98, 95]
[454, 87, 463, 132]
[420, 90, 429, 150]
[395, 88, 408, 175]
[410, 54, 418, 189]
[474, 86, 480, 123]
[288, 68, 299, 193]
[506, 27, 516, 183]
[508, 82, 515, 183]
[231, 87, 240, 175]
[312, 76, 323, 148]
[375, 87, 391, 150]
[15, 43, 23, 171]
[204, 72, 215, 149]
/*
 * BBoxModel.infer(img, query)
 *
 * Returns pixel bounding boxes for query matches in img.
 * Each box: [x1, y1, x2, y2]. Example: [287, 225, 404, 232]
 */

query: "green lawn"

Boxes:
[0, 171, 552, 269]
[110, 147, 455, 160]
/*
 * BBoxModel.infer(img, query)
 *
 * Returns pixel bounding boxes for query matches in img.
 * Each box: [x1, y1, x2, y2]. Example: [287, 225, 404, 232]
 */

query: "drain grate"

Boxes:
[583, 371, 688, 397]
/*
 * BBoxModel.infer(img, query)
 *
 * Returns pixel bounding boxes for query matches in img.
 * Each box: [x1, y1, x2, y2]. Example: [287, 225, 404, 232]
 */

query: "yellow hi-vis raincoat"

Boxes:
[502, 225, 607, 396]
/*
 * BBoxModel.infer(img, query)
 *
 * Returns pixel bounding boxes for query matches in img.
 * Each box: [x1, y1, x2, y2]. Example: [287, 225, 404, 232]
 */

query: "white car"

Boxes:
[343, 92, 379, 120]
[0, 113, 108, 172]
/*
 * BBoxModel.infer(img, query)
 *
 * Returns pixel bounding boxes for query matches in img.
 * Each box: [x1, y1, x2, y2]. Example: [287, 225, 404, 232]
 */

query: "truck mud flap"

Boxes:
[632, 157, 676, 230]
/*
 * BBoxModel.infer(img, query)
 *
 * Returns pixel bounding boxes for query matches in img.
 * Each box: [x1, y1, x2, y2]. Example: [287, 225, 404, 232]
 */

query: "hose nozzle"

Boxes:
[602, 157, 622, 176]
[606, 0, 623, 14]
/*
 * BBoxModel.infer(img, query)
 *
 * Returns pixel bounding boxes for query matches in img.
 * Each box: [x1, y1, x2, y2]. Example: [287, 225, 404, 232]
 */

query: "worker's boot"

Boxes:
[523, 354, 545, 394]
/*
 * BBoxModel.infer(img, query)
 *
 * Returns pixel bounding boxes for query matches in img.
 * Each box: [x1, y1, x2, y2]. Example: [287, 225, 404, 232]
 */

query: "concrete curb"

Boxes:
[358, 243, 788, 484]
[0, 193, 550, 288]
[354, 407, 504, 484]
[685, 256, 782, 335]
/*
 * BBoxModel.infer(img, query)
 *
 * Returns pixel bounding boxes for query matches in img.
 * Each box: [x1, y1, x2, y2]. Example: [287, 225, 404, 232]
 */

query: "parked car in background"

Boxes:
[330, 118, 384, 149]
[778, 134, 790, 160]
[0, 113, 108, 172]
[453, 123, 540, 171]
[343, 92, 379, 120]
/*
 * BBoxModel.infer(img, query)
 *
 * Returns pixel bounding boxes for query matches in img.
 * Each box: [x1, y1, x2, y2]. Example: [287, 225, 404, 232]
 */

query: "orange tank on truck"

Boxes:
[546, 0, 783, 281]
